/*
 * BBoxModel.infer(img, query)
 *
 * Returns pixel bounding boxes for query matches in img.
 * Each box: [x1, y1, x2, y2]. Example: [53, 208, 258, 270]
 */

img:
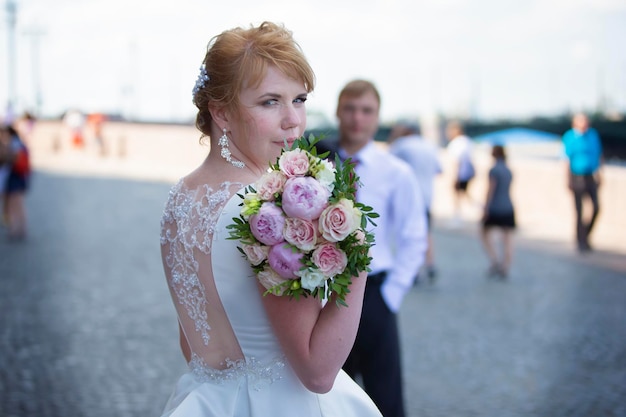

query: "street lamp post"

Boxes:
[5, 0, 18, 121]
[24, 26, 45, 117]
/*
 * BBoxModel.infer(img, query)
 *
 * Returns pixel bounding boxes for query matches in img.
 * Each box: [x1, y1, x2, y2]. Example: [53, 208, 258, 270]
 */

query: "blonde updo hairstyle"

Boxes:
[193, 21, 315, 141]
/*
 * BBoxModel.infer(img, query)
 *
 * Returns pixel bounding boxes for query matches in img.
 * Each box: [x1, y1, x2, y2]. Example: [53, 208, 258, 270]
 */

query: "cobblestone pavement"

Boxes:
[1, 171, 625, 417]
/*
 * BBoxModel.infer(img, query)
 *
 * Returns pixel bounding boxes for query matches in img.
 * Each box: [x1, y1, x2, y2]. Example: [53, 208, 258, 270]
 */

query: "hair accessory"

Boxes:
[218, 129, 245, 169]
[192, 64, 210, 98]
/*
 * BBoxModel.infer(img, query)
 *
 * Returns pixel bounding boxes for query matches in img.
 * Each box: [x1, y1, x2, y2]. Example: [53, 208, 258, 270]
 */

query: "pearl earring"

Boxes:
[218, 128, 245, 169]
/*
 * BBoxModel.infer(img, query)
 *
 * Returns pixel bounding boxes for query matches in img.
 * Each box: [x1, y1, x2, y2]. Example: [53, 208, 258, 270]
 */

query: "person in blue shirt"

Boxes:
[562, 113, 603, 252]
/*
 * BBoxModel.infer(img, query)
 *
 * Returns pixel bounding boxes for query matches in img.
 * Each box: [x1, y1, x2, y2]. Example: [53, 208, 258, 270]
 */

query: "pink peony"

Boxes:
[318, 198, 362, 242]
[257, 267, 289, 291]
[312, 243, 348, 277]
[256, 170, 287, 201]
[279, 149, 310, 177]
[249, 202, 286, 245]
[268, 243, 304, 279]
[283, 217, 317, 251]
[281, 177, 330, 221]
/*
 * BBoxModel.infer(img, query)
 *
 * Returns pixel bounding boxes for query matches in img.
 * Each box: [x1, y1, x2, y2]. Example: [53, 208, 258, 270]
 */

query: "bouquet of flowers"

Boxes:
[227, 134, 378, 307]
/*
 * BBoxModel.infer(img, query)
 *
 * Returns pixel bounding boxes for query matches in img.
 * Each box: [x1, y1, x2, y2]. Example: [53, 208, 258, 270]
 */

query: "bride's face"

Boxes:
[231, 65, 309, 168]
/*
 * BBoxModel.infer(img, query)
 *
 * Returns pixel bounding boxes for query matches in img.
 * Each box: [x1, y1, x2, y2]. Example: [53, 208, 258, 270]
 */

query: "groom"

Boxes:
[317, 80, 427, 417]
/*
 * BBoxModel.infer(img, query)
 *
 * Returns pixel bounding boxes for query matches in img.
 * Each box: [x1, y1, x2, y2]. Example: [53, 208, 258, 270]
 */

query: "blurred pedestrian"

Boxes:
[87, 112, 107, 156]
[1, 124, 30, 240]
[445, 120, 475, 224]
[388, 121, 442, 282]
[63, 109, 85, 149]
[562, 113, 603, 252]
[0, 126, 12, 226]
[480, 144, 515, 278]
[16, 111, 36, 146]
[318, 80, 427, 417]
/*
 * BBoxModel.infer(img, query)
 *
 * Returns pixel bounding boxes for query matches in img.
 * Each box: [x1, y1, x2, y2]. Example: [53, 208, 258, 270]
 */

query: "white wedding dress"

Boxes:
[159, 179, 381, 417]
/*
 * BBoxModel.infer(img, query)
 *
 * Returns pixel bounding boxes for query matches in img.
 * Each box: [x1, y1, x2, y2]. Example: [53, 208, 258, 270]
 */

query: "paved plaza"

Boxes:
[1, 169, 625, 417]
[1, 121, 625, 417]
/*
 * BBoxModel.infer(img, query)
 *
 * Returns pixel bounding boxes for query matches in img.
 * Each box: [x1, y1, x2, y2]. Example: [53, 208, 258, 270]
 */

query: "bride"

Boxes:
[159, 21, 382, 416]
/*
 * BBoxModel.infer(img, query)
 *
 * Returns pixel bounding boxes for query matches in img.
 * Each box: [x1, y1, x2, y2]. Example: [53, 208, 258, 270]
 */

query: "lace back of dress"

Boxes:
[160, 180, 244, 370]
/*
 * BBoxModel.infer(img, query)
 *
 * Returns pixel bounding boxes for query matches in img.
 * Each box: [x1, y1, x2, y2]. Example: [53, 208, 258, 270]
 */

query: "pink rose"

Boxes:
[249, 202, 286, 245]
[257, 267, 289, 291]
[281, 177, 330, 221]
[312, 243, 348, 277]
[241, 243, 269, 266]
[268, 243, 304, 279]
[279, 149, 310, 177]
[353, 229, 366, 245]
[318, 198, 362, 242]
[256, 170, 287, 201]
[284, 217, 317, 251]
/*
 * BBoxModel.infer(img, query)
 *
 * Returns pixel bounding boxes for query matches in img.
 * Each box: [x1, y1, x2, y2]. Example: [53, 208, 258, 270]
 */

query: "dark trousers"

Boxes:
[343, 272, 405, 417]
[571, 174, 599, 249]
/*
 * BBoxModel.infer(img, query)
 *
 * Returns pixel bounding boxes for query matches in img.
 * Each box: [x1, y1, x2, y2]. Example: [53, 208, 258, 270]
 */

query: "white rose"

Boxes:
[313, 159, 336, 193]
[295, 268, 326, 291]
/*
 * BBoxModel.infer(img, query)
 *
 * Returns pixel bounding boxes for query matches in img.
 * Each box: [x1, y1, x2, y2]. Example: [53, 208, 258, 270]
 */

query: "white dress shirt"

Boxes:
[389, 134, 442, 210]
[342, 141, 428, 313]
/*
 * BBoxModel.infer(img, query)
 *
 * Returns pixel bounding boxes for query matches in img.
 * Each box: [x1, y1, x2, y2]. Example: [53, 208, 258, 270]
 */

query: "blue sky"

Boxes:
[2, 0, 626, 124]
